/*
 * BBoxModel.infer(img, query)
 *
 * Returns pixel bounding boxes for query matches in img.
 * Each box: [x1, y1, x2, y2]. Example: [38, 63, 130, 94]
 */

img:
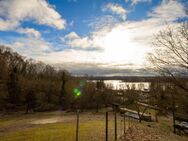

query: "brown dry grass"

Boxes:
[0, 111, 187, 141]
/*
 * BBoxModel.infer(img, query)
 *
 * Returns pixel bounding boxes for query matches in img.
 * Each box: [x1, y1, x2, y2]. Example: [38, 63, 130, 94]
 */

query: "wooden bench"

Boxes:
[174, 115, 188, 134]
[120, 107, 152, 122]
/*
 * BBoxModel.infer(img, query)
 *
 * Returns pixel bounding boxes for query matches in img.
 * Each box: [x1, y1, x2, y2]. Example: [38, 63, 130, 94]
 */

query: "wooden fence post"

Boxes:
[106, 112, 108, 141]
[115, 110, 117, 140]
[124, 114, 125, 134]
[76, 109, 79, 141]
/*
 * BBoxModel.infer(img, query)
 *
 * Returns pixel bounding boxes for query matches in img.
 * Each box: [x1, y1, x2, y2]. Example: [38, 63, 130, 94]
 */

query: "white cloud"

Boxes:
[0, 19, 19, 31]
[62, 31, 106, 50]
[148, 0, 187, 22]
[103, 3, 127, 20]
[0, 0, 66, 30]
[63, 32, 93, 49]
[17, 28, 41, 38]
[37, 49, 103, 64]
[64, 32, 80, 40]
[125, 0, 151, 5]
[62, 24, 151, 67]
[1, 0, 187, 75]
[60, 0, 187, 69]
[88, 15, 120, 30]
[5, 36, 52, 59]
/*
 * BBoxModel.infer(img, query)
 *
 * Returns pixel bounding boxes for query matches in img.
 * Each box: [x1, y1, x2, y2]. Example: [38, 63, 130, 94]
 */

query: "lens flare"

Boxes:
[76, 91, 81, 96]
[73, 88, 81, 97]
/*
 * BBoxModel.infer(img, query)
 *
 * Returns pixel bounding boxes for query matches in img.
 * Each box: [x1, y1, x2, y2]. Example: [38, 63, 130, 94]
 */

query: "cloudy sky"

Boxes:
[0, 0, 187, 76]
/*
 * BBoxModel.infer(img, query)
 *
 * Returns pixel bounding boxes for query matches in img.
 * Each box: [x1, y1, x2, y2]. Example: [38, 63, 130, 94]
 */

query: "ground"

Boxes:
[0, 111, 187, 141]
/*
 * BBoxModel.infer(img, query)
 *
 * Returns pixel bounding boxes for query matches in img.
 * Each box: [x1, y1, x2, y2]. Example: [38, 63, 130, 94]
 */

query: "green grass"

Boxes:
[0, 111, 116, 141]
[1, 123, 78, 141]
[0, 111, 187, 141]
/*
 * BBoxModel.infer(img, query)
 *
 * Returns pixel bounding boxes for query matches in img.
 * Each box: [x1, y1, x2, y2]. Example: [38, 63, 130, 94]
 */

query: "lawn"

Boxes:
[0, 111, 187, 141]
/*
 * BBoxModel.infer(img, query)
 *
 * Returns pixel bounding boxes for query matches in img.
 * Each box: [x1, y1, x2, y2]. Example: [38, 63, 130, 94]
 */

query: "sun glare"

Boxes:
[102, 27, 148, 66]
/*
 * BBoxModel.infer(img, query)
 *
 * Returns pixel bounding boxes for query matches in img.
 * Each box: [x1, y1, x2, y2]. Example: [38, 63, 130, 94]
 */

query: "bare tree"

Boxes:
[148, 21, 188, 93]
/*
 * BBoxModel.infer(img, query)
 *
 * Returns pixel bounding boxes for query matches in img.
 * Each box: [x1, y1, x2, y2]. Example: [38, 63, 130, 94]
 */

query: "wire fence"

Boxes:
[73, 110, 136, 141]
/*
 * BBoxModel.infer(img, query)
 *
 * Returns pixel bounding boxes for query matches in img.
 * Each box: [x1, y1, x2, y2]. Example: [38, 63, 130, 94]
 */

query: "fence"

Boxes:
[74, 109, 135, 141]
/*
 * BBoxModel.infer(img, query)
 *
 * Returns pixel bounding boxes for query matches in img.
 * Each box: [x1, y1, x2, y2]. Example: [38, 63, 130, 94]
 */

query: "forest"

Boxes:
[0, 45, 187, 116]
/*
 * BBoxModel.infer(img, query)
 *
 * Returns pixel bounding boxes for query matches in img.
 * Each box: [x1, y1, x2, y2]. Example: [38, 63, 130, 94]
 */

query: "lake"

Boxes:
[103, 80, 150, 91]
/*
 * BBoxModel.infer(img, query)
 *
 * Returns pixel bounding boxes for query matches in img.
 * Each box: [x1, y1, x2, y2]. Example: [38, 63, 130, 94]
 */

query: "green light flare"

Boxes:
[74, 88, 79, 94]
[76, 91, 81, 96]
[73, 88, 81, 97]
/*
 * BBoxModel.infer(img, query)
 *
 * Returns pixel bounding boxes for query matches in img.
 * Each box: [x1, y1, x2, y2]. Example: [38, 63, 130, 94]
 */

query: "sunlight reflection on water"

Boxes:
[104, 80, 150, 90]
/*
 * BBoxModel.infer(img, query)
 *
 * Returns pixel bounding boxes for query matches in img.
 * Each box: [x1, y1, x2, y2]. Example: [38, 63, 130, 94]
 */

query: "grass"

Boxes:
[0, 111, 116, 141]
[122, 116, 188, 141]
[0, 111, 187, 141]
[1, 123, 76, 141]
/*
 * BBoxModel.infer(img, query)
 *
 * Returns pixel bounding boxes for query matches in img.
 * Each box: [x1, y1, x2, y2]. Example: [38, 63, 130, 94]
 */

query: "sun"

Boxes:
[101, 26, 148, 67]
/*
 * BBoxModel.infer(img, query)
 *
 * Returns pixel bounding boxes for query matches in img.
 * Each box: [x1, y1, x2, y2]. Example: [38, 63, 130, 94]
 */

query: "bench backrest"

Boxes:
[175, 115, 188, 123]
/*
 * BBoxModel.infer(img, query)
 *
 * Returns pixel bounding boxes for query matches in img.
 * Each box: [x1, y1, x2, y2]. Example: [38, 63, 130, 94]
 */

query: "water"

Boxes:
[104, 80, 150, 91]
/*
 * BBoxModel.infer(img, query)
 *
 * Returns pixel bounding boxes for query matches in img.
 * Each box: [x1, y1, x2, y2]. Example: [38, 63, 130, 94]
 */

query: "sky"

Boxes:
[0, 0, 187, 76]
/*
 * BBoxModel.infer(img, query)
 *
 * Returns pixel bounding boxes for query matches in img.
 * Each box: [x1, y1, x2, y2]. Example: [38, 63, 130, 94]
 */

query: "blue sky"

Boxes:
[0, 0, 187, 76]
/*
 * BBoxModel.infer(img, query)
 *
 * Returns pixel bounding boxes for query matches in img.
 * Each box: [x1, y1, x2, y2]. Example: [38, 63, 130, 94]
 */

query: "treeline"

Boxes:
[113, 81, 188, 116]
[1, 45, 187, 115]
[0, 45, 116, 113]
[149, 82, 188, 115]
